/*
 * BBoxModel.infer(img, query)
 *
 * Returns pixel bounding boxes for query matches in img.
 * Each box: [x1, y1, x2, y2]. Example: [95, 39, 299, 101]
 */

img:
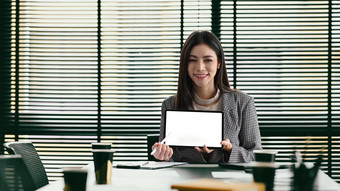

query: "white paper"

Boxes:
[212, 171, 253, 180]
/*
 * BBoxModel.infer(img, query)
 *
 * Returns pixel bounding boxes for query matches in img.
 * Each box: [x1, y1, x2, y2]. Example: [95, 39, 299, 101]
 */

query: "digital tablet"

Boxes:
[164, 110, 223, 148]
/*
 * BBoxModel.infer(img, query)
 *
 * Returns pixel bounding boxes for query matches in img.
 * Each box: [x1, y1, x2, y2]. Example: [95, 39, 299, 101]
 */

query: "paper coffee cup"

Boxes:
[254, 150, 277, 162]
[92, 149, 114, 184]
[62, 167, 88, 191]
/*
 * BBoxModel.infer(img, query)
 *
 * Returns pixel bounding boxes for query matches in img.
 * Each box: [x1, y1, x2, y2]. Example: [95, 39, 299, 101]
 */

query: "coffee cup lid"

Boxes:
[91, 143, 112, 145]
[61, 167, 88, 173]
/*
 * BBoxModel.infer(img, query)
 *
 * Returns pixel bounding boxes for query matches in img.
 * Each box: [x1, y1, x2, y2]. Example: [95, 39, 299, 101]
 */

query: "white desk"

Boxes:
[37, 163, 340, 191]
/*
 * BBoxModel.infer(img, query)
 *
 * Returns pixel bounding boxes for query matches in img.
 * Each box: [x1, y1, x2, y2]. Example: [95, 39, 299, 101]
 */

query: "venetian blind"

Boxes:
[220, 0, 339, 182]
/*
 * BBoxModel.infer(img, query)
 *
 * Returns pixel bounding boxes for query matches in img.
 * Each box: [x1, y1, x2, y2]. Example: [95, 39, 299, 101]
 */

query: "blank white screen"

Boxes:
[165, 110, 223, 148]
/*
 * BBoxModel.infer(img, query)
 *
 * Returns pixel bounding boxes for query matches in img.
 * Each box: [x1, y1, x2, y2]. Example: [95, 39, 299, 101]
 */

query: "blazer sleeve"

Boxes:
[228, 96, 262, 163]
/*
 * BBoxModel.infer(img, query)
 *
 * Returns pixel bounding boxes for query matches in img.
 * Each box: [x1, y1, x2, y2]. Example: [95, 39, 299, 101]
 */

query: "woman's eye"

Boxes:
[189, 59, 197, 62]
[205, 59, 212, 63]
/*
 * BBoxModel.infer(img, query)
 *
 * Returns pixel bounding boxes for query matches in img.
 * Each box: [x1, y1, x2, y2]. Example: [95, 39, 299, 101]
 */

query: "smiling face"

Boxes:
[187, 43, 221, 96]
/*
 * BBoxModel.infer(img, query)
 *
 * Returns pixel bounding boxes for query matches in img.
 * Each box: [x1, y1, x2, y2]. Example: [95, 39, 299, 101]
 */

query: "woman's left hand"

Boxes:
[195, 145, 214, 154]
[221, 138, 232, 153]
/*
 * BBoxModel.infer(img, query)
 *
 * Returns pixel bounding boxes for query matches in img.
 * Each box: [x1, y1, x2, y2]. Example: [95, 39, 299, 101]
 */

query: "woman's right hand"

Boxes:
[152, 142, 173, 161]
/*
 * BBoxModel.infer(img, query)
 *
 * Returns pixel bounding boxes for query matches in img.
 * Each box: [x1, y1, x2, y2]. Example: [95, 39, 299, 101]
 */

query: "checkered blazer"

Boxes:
[159, 90, 262, 163]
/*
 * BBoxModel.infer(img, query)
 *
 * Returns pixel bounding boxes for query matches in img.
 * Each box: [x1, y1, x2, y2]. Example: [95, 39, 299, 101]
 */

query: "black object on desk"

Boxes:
[219, 162, 249, 170]
[116, 164, 142, 169]
[291, 152, 323, 191]
[219, 162, 292, 173]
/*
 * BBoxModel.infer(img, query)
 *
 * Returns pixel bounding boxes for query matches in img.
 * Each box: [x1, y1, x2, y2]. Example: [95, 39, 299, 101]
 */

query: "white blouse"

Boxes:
[192, 89, 222, 111]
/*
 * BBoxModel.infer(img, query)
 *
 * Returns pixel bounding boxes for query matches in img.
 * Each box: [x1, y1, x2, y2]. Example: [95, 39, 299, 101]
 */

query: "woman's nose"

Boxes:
[197, 60, 205, 71]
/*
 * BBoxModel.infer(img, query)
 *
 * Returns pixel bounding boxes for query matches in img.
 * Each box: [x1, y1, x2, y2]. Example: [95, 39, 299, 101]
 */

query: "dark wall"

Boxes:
[0, 0, 12, 153]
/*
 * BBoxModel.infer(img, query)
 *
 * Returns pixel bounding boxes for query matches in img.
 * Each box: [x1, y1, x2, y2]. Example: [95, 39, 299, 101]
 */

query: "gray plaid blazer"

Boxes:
[159, 90, 262, 163]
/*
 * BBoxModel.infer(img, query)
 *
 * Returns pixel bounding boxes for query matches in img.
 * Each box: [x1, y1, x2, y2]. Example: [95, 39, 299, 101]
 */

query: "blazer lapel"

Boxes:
[221, 91, 237, 113]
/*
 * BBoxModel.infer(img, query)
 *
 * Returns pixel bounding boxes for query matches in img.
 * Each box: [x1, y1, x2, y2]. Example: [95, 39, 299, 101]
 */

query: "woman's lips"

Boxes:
[194, 74, 208, 79]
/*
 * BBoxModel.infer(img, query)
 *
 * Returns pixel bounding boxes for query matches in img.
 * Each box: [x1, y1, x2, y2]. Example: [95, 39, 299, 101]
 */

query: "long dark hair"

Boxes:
[175, 31, 232, 110]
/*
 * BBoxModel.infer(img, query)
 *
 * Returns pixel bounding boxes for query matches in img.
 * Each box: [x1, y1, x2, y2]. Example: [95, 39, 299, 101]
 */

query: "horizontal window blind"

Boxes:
[332, 0, 340, 181]
[9, 0, 100, 180]
[13, 0, 99, 135]
[220, 0, 337, 182]
[226, 0, 330, 134]
[100, 0, 182, 160]
[2, 0, 340, 183]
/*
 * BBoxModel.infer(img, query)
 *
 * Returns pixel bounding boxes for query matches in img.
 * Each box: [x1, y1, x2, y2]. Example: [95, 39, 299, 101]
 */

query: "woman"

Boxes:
[152, 31, 262, 163]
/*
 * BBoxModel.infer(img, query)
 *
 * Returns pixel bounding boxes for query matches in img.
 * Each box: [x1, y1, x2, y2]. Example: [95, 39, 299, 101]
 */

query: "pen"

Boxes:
[295, 150, 303, 165]
[151, 137, 168, 155]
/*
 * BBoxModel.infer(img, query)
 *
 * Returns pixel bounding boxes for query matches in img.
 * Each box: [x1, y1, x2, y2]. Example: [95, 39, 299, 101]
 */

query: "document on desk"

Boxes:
[113, 161, 188, 169]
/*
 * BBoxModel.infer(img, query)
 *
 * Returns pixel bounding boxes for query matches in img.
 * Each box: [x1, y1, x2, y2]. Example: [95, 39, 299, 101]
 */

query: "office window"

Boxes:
[1, 0, 340, 182]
